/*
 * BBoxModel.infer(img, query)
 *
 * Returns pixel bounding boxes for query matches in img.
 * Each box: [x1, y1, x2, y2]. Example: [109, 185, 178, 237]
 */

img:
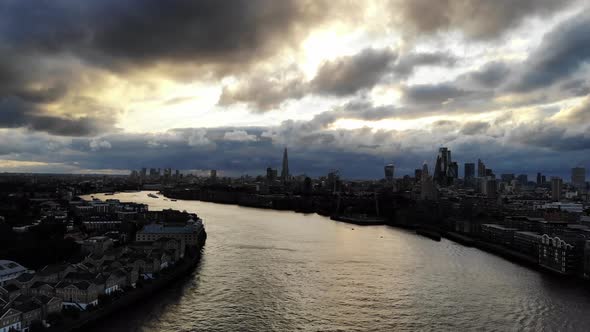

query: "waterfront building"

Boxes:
[571, 167, 586, 189]
[513, 231, 542, 258]
[539, 234, 584, 275]
[481, 224, 517, 246]
[136, 217, 205, 256]
[551, 177, 563, 202]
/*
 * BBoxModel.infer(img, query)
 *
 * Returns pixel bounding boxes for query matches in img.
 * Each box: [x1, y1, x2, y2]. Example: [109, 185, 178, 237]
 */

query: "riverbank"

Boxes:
[49, 231, 207, 332]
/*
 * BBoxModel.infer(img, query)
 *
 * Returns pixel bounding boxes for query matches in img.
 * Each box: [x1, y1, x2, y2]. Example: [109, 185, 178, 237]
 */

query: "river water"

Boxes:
[83, 191, 590, 331]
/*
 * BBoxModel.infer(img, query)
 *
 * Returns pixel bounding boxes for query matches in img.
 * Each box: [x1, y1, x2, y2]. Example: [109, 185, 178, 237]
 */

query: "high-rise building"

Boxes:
[384, 164, 395, 184]
[536, 172, 542, 185]
[448, 162, 458, 180]
[483, 177, 497, 199]
[210, 169, 217, 182]
[477, 159, 486, 178]
[414, 168, 422, 181]
[266, 167, 278, 182]
[517, 174, 528, 185]
[434, 147, 454, 186]
[571, 167, 586, 188]
[281, 148, 290, 183]
[464, 163, 475, 180]
[551, 177, 563, 202]
[421, 163, 437, 200]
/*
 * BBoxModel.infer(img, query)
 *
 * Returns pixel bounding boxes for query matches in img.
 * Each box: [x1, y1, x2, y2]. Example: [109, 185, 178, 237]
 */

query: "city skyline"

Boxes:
[0, 1, 589, 178]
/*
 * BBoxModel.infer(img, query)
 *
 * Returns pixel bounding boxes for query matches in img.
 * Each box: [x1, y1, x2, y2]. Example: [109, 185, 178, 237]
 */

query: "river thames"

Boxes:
[84, 191, 590, 331]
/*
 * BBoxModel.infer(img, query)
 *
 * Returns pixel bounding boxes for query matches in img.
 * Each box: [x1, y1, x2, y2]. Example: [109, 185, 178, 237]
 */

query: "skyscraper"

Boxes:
[433, 147, 453, 186]
[464, 163, 475, 180]
[551, 177, 562, 202]
[281, 147, 290, 183]
[571, 167, 586, 188]
[421, 162, 436, 200]
[384, 164, 395, 184]
[477, 159, 486, 178]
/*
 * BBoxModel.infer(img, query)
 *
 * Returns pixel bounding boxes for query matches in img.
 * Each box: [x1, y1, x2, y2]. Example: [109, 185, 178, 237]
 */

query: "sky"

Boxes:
[0, 0, 589, 178]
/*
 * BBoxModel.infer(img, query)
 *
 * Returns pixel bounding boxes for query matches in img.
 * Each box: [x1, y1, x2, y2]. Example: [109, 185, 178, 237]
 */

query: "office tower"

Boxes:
[483, 178, 497, 199]
[210, 169, 217, 182]
[327, 170, 340, 193]
[551, 177, 562, 201]
[571, 167, 586, 188]
[436, 147, 451, 176]
[434, 147, 452, 186]
[541, 175, 546, 184]
[536, 172, 542, 185]
[517, 174, 528, 185]
[477, 159, 486, 178]
[281, 148, 289, 183]
[448, 162, 458, 180]
[175, 170, 180, 178]
[464, 163, 475, 180]
[384, 164, 395, 183]
[421, 163, 436, 200]
[414, 169, 422, 181]
[266, 167, 277, 182]
[140, 168, 147, 179]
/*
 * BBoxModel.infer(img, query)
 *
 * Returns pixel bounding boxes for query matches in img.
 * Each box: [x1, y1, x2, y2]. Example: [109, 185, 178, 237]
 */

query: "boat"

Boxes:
[330, 214, 386, 226]
[147, 193, 159, 198]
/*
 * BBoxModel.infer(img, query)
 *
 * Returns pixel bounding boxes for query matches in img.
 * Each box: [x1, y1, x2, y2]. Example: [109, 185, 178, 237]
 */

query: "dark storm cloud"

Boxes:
[0, 0, 329, 72]
[402, 84, 473, 105]
[0, 97, 115, 136]
[510, 10, 590, 92]
[460, 121, 490, 135]
[311, 48, 397, 96]
[393, 0, 577, 39]
[509, 122, 590, 151]
[464, 62, 512, 88]
[219, 49, 460, 110]
[218, 72, 307, 111]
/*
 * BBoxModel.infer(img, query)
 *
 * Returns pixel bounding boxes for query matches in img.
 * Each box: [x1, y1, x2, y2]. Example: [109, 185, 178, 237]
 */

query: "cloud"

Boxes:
[89, 139, 112, 151]
[402, 83, 473, 105]
[391, 0, 577, 39]
[510, 10, 590, 92]
[223, 130, 258, 142]
[311, 48, 397, 96]
[463, 62, 512, 88]
[460, 121, 491, 135]
[0, 97, 115, 136]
